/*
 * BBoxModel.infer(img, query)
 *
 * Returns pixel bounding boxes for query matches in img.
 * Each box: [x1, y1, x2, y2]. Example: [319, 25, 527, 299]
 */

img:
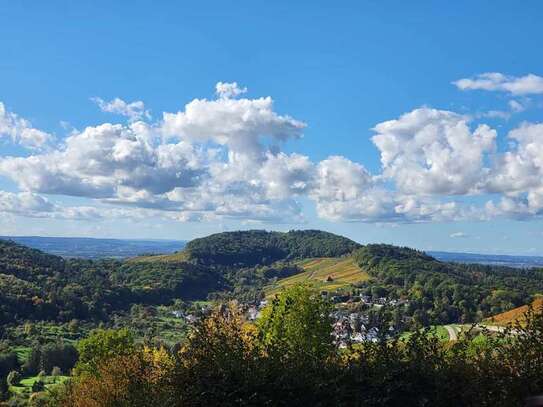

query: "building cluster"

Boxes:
[171, 294, 409, 345]
[329, 293, 409, 307]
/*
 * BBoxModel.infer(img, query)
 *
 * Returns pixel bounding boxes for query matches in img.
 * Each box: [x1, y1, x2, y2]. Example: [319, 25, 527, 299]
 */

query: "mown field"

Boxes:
[265, 257, 370, 297]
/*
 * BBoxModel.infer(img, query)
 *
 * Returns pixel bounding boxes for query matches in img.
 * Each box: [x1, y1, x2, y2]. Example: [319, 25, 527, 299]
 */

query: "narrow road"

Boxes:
[476, 324, 519, 335]
[444, 324, 518, 341]
[445, 325, 458, 341]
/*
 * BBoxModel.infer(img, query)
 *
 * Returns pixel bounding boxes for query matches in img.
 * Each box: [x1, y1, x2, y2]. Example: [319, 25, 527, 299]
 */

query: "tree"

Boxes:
[31, 379, 45, 393]
[75, 328, 135, 376]
[51, 366, 62, 377]
[6, 370, 21, 386]
[23, 343, 78, 376]
[257, 284, 334, 366]
[58, 348, 177, 406]
[174, 302, 261, 403]
[0, 352, 20, 391]
[68, 319, 79, 333]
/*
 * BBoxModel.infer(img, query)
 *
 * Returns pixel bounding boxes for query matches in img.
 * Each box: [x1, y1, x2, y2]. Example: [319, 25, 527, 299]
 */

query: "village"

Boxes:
[171, 292, 410, 345]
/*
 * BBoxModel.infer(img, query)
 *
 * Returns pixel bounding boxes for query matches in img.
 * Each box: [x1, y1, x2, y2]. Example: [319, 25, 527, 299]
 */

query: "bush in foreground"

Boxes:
[57, 286, 543, 406]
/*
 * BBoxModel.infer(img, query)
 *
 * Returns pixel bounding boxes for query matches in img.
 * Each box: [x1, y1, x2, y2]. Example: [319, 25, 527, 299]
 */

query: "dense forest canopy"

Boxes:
[185, 230, 361, 267]
[354, 244, 543, 323]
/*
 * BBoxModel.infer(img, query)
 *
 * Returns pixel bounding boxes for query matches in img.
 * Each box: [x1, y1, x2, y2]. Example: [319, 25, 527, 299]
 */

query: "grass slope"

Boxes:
[265, 257, 370, 296]
[485, 297, 543, 326]
[400, 326, 450, 342]
[128, 250, 189, 263]
[10, 375, 69, 395]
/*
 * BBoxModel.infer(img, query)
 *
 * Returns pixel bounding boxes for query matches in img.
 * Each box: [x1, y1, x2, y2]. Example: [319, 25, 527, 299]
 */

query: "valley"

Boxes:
[1, 229, 542, 405]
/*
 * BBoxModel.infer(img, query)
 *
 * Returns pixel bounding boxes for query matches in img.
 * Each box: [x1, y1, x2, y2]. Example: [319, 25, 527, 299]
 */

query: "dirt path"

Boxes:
[445, 325, 458, 341]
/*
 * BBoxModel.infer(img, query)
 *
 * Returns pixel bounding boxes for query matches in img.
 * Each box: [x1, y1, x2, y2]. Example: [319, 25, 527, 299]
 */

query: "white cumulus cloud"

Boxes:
[162, 87, 305, 159]
[0, 122, 205, 199]
[372, 108, 496, 195]
[92, 97, 151, 121]
[0, 102, 52, 148]
[453, 72, 543, 95]
[215, 82, 247, 99]
[2, 79, 543, 225]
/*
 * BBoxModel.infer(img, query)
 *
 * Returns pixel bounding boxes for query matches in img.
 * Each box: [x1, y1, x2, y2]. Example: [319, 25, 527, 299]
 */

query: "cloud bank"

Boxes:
[454, 73, 543, 95]
[1, 77, 542, 224]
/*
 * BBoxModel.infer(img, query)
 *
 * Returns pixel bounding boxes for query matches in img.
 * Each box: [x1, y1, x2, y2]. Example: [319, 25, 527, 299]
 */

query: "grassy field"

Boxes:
[265, 257, 370, 297]
[128, 250, 189, 263]
[10, 375, 69, 396]
[400, 325, 450, 342]
[147, 314, 189, 344]
[6, 321, 90, 349]
[12, 346, 32, 364]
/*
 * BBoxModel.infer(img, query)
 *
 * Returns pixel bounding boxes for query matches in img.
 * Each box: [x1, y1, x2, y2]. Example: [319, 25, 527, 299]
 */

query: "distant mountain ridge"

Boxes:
[3, 234, 541, 266]
[429, 251, 543, 268]
[0, 236, 186, 259]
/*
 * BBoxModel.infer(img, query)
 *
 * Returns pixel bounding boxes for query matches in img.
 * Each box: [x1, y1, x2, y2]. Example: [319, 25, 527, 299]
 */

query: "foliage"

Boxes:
[354, 244, 543, 325]
[59, 298, 543, 406]
[258, 285, 334, 365]
[111, 261, 225, 303]
[3, 232, 543, 404]
[7, 374, 70, 405]
[0, 353, 19, 398]
[0, 239, 130, 323]
[173, 303, 262, 404]
[6, 370, 22, 386]
[4, 232, 541, 334]
[185, 229, 360, 267]
[23, 343, 78, 376]
[75, 329, 135, 376]
[0, 239, 223, 325]
[58, 347, 176, 407]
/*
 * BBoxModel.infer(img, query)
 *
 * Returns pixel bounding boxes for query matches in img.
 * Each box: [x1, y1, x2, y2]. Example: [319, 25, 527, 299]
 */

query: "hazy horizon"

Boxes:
[3, 232, 543, 258]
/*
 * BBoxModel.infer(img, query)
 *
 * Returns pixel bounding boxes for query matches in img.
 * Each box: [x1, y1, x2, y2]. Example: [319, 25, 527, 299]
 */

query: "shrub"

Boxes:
[6, 370, 22, 386]
[51, 366, 62, 377]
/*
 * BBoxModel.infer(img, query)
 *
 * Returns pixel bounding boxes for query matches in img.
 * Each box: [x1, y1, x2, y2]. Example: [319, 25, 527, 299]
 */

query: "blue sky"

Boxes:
[0, 1, 542, 254]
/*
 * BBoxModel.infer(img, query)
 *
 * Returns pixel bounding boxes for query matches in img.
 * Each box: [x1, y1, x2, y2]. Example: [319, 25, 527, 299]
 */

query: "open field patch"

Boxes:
[265, 257, 370, 296]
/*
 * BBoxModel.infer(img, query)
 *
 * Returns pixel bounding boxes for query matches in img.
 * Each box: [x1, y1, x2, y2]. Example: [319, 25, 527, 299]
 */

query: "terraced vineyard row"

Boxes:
[265, 256, 370, 297]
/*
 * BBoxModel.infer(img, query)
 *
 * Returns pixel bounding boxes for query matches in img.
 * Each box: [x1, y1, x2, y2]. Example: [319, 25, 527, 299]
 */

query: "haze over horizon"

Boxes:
[1, 1, 543, 255]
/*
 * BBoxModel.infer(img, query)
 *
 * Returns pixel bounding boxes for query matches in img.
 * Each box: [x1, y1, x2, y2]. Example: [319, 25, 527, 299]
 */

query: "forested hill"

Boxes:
[184, 230, 361, 267]
[0, 231, 359, 323]
[354, 244, 543, 323]
[0, 239, 222, 324]
[2, 233, 543, 327]
[0, 239, 65, 278]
